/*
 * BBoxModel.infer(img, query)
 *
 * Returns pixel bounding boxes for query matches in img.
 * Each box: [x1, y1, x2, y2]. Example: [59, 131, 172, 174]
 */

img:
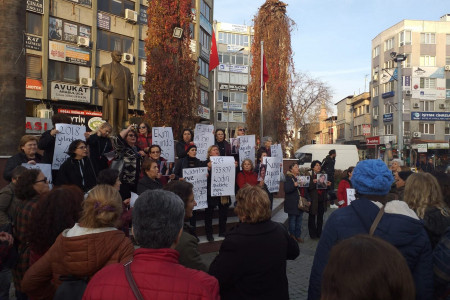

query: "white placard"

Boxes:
[183, 167, 208, 210]
[263, 157, 281, 193]
[346, 188, 356, 206]
[270, 144, 283, 175]
[194, 124, 214, 161]
[238, 135, 255, 170]
[152, 127, 175, 162]
[210, 156, 235, 196]
[22, 163, 53, 184]
[417, 144, 427, 153]
[52, 124, 86, 170]
[130, 192, 139, 208]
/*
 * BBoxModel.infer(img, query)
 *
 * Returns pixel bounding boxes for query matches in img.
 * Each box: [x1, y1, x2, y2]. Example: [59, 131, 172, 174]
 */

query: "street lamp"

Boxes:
[390, 52, 407, 160]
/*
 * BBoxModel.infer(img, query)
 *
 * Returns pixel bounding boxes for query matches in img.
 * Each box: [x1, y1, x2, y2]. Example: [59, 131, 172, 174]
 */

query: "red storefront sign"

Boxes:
[366, 136, 380, 145]
[26, 78, 43, 91]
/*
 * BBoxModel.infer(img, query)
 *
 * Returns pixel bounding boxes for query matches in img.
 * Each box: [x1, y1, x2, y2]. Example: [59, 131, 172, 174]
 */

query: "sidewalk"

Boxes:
[201, 207, 336, 300]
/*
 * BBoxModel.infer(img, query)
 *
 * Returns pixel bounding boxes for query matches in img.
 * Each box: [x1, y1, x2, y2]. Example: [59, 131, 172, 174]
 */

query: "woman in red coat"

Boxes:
[237, 159, 264, 189]
[337, 166, 355, 208]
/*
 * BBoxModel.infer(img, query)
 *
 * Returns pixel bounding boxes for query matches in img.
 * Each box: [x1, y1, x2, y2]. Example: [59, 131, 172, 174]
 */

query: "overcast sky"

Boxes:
[213, 0, 448, 107]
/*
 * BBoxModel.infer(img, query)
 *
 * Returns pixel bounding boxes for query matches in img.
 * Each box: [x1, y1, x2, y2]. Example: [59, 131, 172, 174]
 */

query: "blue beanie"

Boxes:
[351, 160, 394, 196]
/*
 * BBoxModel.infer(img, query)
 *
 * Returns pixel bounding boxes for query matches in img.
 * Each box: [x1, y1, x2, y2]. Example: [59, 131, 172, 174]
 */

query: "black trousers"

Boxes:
[308, 201, 325, 238]
[205, 201, 228, 237]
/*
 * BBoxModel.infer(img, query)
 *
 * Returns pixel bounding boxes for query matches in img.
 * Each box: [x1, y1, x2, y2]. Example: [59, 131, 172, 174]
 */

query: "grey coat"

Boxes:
[284, 173, 302, 215]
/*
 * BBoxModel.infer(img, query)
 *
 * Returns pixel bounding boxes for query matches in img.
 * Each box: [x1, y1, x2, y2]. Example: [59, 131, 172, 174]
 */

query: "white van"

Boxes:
[294, 144, 359, 171]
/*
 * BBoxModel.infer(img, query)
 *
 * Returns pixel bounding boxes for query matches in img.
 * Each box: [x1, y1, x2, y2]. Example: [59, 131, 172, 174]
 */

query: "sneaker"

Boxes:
[207, 235, 214, 242]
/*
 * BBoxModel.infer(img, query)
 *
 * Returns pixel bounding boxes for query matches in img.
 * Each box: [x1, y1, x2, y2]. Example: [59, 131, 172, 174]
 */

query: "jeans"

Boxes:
[0, 268, 11, 300]
[288, 213, 303, 238]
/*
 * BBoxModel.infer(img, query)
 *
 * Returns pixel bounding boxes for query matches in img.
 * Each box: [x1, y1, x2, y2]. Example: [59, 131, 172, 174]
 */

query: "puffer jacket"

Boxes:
[21, 225, 134, 300]
[308, 198, 433, 300]
[83, 248, 220, 300]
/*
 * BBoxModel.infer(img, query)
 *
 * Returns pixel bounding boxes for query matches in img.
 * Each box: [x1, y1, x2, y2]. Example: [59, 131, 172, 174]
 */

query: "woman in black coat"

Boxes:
[85, 122, 113, 175]
[175, 128, 194, 159]
[214, 129, 231, 156]
[307, 160, 330, 239]
[137, 159, 163, 194]
[3, 135, 42, 182]
[54, 139, 96, 193]
[209, 185, 299, 300]
[284, 162, 306, 243]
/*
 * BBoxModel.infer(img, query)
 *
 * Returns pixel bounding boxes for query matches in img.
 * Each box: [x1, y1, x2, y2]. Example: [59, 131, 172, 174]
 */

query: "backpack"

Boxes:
[53, 275, 89, 300]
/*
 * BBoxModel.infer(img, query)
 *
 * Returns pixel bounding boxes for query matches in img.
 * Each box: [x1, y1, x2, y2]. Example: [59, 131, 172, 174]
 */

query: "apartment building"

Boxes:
[25, 0, 213, 133]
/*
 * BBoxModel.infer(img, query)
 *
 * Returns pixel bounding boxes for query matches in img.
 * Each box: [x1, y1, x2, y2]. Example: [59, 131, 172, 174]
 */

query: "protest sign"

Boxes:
[270, 143, 284, 176]
[22, 163, 53, 184]
[183, 167, 208, 210]
[263, 157, 281, 193]
[130, 192, 139, 208]
[298, 176, 310, 187]
[238, 135, 255, 170]
[194, 124, 214, 161]
[52, 124, 85, 170]
[346, 188, 356, 205]
[210, 156, 235, 196]
[152, 127, 175, 162]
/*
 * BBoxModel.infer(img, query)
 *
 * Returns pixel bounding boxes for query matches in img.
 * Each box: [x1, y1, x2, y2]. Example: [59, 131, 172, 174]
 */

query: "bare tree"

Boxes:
[286, 72, 332, 156]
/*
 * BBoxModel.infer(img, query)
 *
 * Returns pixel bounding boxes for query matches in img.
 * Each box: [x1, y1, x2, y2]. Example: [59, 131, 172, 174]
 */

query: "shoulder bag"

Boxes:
[124, 261, 144, 300]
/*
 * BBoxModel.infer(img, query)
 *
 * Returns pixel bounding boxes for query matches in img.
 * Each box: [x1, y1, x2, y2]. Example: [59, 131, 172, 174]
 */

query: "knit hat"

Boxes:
[397, 171, 413, 182]
[186, 143, 197, 153]
[351, 160, 394, 196]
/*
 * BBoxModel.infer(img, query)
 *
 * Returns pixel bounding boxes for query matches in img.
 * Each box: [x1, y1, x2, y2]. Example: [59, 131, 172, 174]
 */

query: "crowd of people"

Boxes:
[0, 115, 449, 299]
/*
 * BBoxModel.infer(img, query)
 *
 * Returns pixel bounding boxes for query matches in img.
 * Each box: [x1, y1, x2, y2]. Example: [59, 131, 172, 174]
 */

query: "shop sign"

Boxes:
[198, 105, 210, 119]
[51, 82, 90, 103]
[220, 23, 248, 33]
[219, 83, 247, 92]
[66, 0, 92, 6]
[58, 109, 103, 131]
[25, 34, 42, 51]
[26, 79, 43, 91]
[383, 113, 393, 122]
[49, 17, 91, 42]
[139, 7, 148, 24]
[411, 112, 450, 121]
[97, 12, 111, 31]
[49, 41, 90, 66]
[366, 136, 380, 145]
[25, 117, 53, 134]
[417, 144, 427, 153]
[218, 64, 248, 74]
[427, 143, 449, 150]
[26, 0, 44, 14]
[362, 124, 371, 136]
[223, 102, 242, 111]
[382, 91, 394, 99]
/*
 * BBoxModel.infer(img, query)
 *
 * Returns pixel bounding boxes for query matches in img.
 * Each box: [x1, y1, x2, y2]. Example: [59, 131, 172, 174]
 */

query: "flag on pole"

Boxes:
[262, 54, 269, 90]
[209, 30, 219, 72]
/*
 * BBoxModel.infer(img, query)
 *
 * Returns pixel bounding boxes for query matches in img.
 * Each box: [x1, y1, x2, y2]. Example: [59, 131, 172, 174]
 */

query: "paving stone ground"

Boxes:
[201, 208, 335, 300]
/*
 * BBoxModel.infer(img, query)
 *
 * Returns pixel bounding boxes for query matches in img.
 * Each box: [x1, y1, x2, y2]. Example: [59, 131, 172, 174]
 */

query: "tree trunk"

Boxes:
[0, 0, 26, 155]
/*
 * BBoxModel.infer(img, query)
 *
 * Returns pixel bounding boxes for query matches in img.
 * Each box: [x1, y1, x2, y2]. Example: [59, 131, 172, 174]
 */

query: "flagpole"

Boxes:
[213, 68, 216, 129]
[260, 41, 264, 141]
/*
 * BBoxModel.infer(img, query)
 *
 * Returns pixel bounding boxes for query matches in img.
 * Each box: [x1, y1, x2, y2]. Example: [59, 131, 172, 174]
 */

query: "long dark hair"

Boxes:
[28, 185, 83, 255]
[15, 169, 40, 200]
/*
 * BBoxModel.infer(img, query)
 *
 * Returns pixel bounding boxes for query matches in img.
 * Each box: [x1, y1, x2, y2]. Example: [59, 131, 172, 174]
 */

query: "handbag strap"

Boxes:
[124, 261, 144, 300]
[369, 206, 385, 236]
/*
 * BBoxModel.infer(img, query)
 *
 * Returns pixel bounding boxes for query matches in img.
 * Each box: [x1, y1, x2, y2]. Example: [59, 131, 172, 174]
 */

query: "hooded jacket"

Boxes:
[308, 198, 433, 300]
[21, 225, 134, 299]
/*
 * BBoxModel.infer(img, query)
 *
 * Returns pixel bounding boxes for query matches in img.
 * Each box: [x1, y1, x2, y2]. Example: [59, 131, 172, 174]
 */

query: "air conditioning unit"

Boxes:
[413, 103, 420, 109]
[445, 65, 450, 71]
[125, 9, 138, 23]
[77, 36, 90, 47]
[122, 53, 134, 64]
[413, 132, 422, 138]
[139, 92, 145, 102]
[439, 104, 445, 109]
[405, 90, 411, 96]
[79, 77, 93, 87]
[373, 115, 378, 120]
[37, 109, 53, 119]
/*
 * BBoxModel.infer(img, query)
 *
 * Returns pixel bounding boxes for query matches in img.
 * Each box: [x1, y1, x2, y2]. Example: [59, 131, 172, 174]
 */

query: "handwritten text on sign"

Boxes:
[263, 157, 281, 193]
[183, 167, 208, 210]
[346, 188, 356, 206]
[152, 127, 175, 162]
[211, 156, 235, 196]
[238, 135, 255, 170]
[194, 124, 214, 161]
[52, 124, 85, 170]
[270, 144, 283, 174]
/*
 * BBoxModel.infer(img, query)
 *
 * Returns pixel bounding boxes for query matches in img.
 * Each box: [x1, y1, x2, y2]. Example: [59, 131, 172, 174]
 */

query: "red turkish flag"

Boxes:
[209, 31, 219, 71]
[263, 54, 269, 90]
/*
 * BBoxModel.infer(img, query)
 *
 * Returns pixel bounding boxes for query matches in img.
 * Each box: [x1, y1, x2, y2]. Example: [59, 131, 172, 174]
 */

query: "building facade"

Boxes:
[370, 14, 450, 162]
[24, 0, 214, 133]
[212, 21, 253, 137]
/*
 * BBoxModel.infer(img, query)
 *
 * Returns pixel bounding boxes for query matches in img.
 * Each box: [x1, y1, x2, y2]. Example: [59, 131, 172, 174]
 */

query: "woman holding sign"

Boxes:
[308, 160, 330, 239]
[337, 166, 354, 208]
[3, 135, 42, 182]
[284, 163, 306, 243]
[148, 144, 175, 185]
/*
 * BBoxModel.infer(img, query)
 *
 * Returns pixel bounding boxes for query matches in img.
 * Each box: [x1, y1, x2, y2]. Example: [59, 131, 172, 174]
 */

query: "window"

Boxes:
[49, 17, 91, 42]
[420, 100, 435, 111]
[446, 56, 450, 65]
[420, 55, 436, 66]
[404, 122, 410, 135]
[420, 33, 436, 44]
[384, 103, 393, 113]
[26, 55, 42, 79]
[373, 66, 379, 81]
[200, 89, 209, 106]
[98, 0, 134, 17]
[384, 38, 394, 51]
[384, 124, 393, 135]
[337, 124, 345, 139]
[218, 32, 249, 47]
[200, 0, 210, 21]
[366, 105, 370, 114]
[402, 54, 411, 68]
[445, 123, 450, 135]
[198, 58, 209, 78]
[26, 12, 42, 36]
[373, 106, 379, 117]
[48, 61, 79, 83]
[230, 92, 247, 103]
[384, 60, 393, 69]
[399, 30, 411, 46]
[372, 126, 378, 136]
[372, 86, 379, 97]
[447, 34, 450, 45]
[218, 90, 229, 102]
[219, 52, 249, 66]
[419, 123, 435, 134]
[97, 30, 133, 53]
[384, 81, 394, 93]
[217, 111, 228, 122]
[373, 45, 380, 58]
[138, 41, 145, 58]
[420, 78, 436, 89]
[199, 29, 211, 51]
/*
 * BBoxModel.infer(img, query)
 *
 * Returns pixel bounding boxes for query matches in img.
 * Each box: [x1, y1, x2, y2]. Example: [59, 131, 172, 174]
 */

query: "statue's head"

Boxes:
[111, 51, 122, 63]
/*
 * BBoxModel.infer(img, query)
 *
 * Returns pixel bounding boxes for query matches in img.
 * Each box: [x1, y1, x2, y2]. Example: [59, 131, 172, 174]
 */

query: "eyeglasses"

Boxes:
[238, 129, 245, 132]
[150, 151, 160, 154]
[139, 126, 147, 129]
[35, 177, 48, 184]
[127, 134, 136, 137]
[77, 146, 87, 149]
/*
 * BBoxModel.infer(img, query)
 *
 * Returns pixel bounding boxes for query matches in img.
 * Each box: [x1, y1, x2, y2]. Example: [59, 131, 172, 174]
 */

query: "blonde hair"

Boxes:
[241, 158, 254, 171]
[403, 173, 448, 219]
[94, 122, 112, 136]
[234, 126, 245, 137]
[207, 145, 219, 159]
[234, 185, 271, 223]
[18, 135, 38, 152]
[79, 185, 123, 228]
